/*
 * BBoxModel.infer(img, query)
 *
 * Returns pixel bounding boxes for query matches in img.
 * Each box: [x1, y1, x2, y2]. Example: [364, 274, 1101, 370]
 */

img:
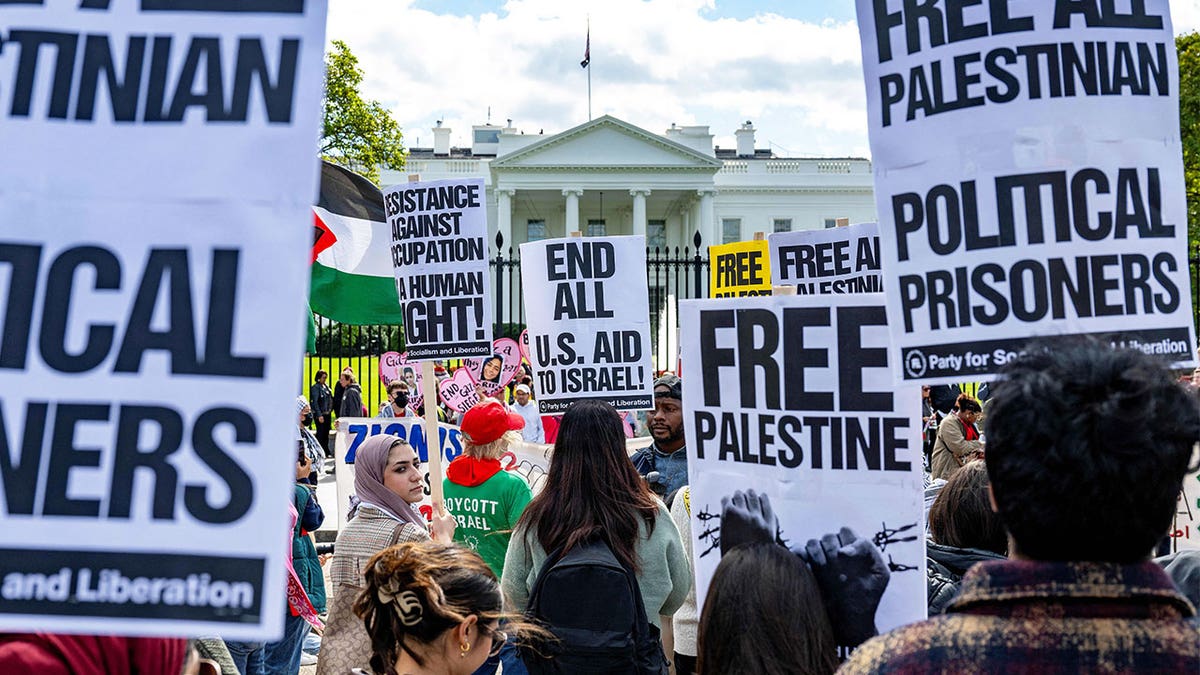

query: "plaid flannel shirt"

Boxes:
[840, 559, 1199, 674]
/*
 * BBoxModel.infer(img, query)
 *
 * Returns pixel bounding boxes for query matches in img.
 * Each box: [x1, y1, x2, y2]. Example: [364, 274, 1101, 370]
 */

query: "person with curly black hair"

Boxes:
[842, 340, 1200, 673]
[354, 542, 503, 675]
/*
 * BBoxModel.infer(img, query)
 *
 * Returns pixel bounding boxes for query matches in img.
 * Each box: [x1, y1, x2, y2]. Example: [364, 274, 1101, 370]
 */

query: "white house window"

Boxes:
[473, 129, 500, 143]
[773, 218, 792, 233]
[824, 218, 838, 229]
[647, 220, 666, 250]
[587, 219, 607, 236]
[527, 219, 546, 241]
[722, 218, 741, 244]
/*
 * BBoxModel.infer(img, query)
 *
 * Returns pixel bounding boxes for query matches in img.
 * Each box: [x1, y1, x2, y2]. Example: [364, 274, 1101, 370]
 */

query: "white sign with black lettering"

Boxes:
[0, 1, 327, 640]
[520, 236, 654, 413]
[770, 222, 883, 294]
[855, 0, 1197, 382]
[385, 178, 493, 360]
[681, 293, 925, 650]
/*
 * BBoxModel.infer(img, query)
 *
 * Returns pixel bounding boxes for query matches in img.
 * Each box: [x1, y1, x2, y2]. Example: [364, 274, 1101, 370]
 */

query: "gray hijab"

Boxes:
[352, 434, 426, 530]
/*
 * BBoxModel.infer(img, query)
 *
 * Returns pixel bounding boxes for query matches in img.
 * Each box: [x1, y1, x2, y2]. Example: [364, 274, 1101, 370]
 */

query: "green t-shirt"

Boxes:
[443, 470, 533, 577]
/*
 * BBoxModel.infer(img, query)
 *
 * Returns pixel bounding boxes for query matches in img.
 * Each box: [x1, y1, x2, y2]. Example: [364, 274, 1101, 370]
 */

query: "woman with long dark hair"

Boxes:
[501, 400, 690, 667]
[926, 460, 1007, 614]
[697, 543, 837, 675]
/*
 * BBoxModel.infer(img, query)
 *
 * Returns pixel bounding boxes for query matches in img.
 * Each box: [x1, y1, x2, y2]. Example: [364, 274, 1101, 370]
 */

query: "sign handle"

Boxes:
[406, 172, 446, 515]
[422, 360, 444, 510]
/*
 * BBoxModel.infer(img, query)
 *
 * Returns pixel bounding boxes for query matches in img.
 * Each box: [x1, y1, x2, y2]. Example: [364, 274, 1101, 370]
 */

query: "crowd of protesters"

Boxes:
[2, 341, 1198, 674]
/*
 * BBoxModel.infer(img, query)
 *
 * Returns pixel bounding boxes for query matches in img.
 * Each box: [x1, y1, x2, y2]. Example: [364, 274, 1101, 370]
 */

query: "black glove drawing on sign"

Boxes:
[795, 527, 890, 651]
[718, 489, 778, 555]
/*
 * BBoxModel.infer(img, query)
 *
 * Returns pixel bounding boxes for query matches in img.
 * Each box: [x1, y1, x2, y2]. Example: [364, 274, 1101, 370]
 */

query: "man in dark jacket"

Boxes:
[309, 370, 334, 458]
[339, 372, 363, 419]
[631, 374, 687, 504]
[842, 341, 1200, 673]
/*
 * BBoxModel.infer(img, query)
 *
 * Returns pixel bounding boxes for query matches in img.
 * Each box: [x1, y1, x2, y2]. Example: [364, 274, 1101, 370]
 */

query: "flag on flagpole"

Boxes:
[309, 160, 404, 325]
[580, 26, 590, 68]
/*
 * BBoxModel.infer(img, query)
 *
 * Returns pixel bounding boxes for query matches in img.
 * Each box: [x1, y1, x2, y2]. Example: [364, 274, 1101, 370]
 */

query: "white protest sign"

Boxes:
[385, 177, 493, 360]
[332, 421, 648, 531]
[681, 293, 926, 648]
[769, 222, 883, 294]
[1170, 467, 1200, 553]
[520, 236, 654, 413]
[855, 0, 1197, 383]
[0, 1, 326, 640]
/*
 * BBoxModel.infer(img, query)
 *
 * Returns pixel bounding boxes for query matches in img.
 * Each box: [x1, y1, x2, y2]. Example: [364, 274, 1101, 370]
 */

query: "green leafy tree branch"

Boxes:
[322, 40, 406, 185]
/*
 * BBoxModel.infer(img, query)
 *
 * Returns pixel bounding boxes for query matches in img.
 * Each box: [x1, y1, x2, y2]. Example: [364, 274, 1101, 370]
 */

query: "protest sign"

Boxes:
[681, 293, 926, 649]
[380, 351, 424, 412]
[332, 419, 566, 528]
[770, 222, 882, 295]
[463, 337, 523, 398]
[1170, 467, 1200, 553]
[384, 177, 492, 360]
[520, 236, 654, 413]
[0, 1, 327, 640]
[333, 422, 650, 531]
[709, 240, 773, 298]
[855, 0, 1197, 383]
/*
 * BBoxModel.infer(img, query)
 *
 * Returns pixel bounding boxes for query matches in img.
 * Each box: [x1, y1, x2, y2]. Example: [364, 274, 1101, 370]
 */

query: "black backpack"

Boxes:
[521, 537, 669, 675]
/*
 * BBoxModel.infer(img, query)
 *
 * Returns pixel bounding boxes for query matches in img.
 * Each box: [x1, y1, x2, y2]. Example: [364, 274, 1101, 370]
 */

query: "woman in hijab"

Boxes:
[317, 435, 456, 675]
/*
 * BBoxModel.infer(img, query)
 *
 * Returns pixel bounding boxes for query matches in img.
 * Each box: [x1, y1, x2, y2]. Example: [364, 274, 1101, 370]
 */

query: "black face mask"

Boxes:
[302, 413, 312, 425]
[394, 393, 409, 407]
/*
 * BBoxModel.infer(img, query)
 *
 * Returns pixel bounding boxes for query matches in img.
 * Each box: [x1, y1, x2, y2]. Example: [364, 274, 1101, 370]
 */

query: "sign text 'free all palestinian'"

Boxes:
[769, 222, 882, 295]
[0, 1, 328, 640]
[681, 293, 926, 649]
[520, 236, 654, 413]
[855, 0, 1197, 382]
[385, 177, 492, 360]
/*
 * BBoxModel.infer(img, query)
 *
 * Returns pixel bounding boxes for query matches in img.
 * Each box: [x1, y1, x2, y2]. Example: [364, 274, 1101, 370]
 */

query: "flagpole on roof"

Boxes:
[581, 15, 592, 121]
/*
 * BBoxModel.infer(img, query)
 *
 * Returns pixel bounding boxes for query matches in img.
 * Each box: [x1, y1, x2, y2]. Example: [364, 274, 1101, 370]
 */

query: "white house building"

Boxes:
[380, 115, 877, 255]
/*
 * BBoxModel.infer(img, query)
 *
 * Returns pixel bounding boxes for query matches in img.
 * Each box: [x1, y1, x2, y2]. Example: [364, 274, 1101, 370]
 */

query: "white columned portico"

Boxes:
[630, 189, 649, 237]
[496, 188, 514, 252]
[698, 189, 715, 247]
[563, 189, 583, 235]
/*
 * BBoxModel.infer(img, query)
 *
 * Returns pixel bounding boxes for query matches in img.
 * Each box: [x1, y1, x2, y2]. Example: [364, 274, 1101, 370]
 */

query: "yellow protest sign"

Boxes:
[709, 240, 772, 298]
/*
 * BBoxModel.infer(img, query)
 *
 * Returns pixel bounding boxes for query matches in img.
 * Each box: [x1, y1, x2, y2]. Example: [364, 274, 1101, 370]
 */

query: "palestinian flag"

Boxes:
[310, 161, 403, 325]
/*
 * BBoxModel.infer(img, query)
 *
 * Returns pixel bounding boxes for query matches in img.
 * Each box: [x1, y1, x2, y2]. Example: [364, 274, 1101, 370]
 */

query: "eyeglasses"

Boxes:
[485, 627, 508, 657]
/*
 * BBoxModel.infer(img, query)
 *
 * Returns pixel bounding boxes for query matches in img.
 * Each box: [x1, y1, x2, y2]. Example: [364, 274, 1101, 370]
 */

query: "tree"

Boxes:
[1180, 32, 1199, 251]
[321, 40, 406, 185]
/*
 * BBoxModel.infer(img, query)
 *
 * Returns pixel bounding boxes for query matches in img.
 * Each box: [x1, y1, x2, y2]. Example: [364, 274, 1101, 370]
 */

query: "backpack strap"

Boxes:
[525, 541, 567, 616]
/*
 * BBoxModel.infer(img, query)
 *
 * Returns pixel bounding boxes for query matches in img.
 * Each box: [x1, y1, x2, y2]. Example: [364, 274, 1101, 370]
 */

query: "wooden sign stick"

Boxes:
[408, 173, 446, 512]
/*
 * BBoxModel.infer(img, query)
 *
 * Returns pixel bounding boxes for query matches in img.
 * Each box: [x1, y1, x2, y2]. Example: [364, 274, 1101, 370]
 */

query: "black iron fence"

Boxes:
[310, 241, 1200, 409]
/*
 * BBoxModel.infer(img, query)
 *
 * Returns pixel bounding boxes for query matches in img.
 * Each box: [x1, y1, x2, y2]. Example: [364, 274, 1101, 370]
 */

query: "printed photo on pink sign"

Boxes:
[398, 353, 423, 412]
[463, 338, 521, 397]
[438, 368, 480, 413]
[381, 351, 424, 411]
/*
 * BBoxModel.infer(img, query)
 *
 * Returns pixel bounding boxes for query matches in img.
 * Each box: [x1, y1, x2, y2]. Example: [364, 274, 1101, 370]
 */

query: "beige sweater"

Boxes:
[669, 487, 698, 658]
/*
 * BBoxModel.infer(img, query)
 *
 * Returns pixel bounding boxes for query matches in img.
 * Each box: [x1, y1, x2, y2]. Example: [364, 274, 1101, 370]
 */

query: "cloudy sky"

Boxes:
[327, 0, 1200, 159]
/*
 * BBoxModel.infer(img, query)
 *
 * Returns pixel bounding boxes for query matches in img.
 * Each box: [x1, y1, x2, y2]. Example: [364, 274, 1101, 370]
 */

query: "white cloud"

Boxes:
[1172, 0, 1200, 34]
[326, 0, 870, 156]
[328, 0, 1200, 159]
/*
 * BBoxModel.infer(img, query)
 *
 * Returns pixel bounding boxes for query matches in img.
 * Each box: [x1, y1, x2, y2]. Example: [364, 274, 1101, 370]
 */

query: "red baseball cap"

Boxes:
[461, 400, 525, 445]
